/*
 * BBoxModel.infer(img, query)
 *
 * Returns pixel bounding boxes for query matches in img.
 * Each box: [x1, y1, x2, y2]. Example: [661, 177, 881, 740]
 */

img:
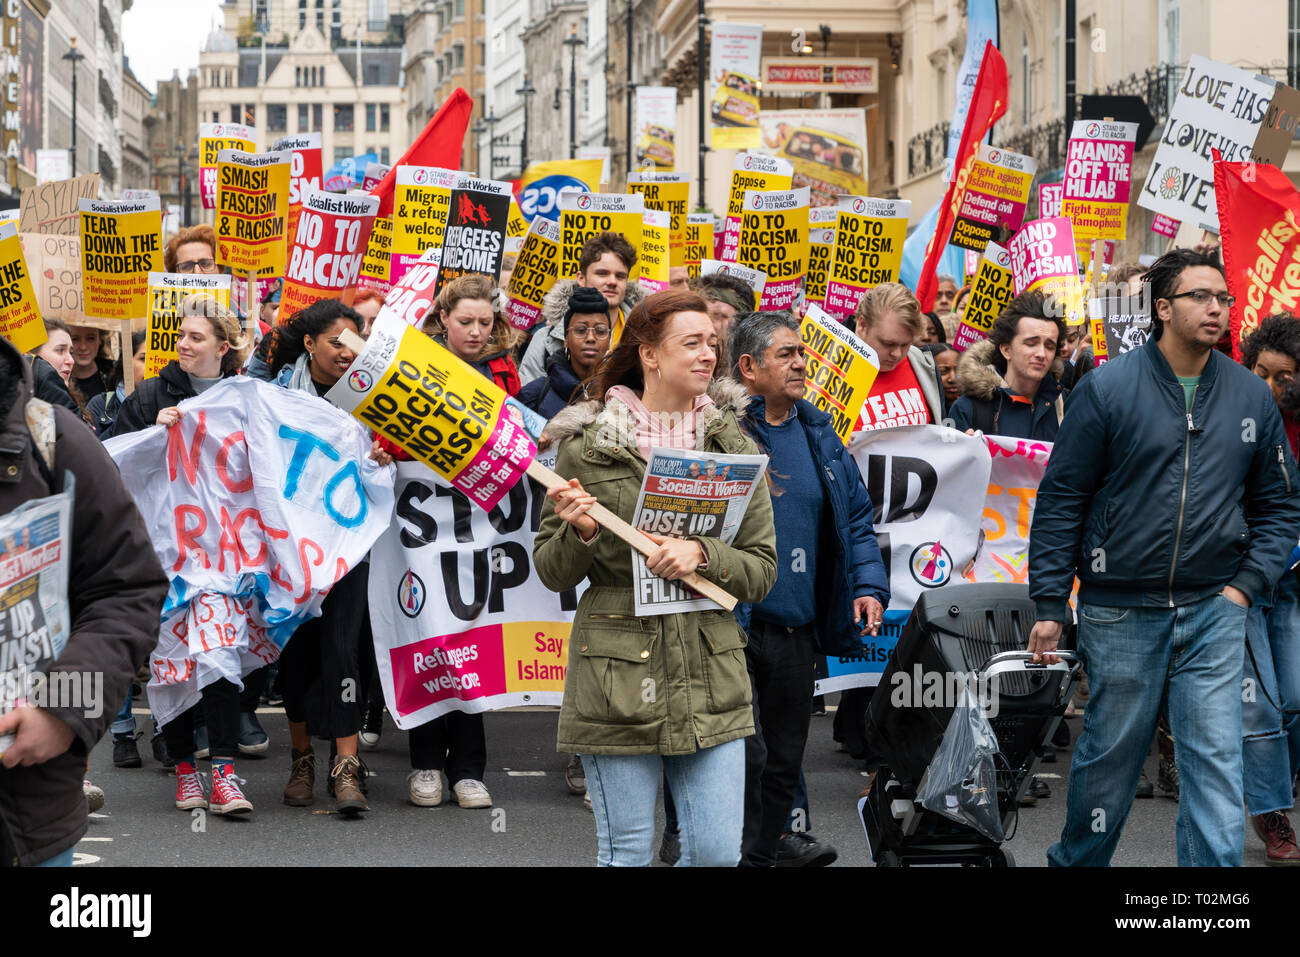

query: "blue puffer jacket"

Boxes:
[1029, 334, 1300, 622]
[516, 354, 588, 419]
[737, 396, 889, 655]
[947, 338, 1065, 441]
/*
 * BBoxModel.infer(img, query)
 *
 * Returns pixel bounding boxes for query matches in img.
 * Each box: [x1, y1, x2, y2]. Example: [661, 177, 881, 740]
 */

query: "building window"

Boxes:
[267, 103, 287, 132]
[299, 0, 307, 29]
[332, 0, 342, 29]
[230, 104, 240, 123]
[380, 147, 390, 165]
[381, 103, 390, 131]
[335, 147, 351, 164]
[316, 0, 324, 30]
[334, 103, 354, 131]
[295, 66, 302, 86]
[313, 103, 323, 129]
[369, 0, 388, 32]
[454, 0, 464, 17]
[454, 44, 464, 70]
[366, 103, 376, 131]
[244, 104, 256, 127]
[298, 102, 309, 130]
[253, 0, 269, 32]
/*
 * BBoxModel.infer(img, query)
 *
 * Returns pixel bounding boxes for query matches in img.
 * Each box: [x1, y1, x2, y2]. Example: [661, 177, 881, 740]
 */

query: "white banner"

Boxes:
[105, 378, 396, 726]
[966, 435, 1052, 585]
[370, 461, 583, 728]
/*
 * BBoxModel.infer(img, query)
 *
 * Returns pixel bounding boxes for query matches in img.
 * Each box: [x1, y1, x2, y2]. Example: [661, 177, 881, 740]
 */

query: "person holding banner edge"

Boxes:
[535, 288, 777, 866]
[1027, 248, 1300, 866]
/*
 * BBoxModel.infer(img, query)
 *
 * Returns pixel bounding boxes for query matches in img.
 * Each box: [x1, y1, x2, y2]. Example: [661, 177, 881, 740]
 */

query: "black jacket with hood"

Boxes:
[517, 278, 645, 385]
[947, 337, 1066, 441]
[0, 337, 167, 866]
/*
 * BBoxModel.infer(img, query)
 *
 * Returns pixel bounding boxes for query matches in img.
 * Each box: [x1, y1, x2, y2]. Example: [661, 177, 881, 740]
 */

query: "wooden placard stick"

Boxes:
[1089, 237, 1107, 294]
[245, 271, 260, 341]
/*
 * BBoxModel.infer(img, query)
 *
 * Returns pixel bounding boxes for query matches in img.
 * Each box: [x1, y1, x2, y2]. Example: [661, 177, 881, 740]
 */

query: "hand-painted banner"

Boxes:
[949, 144, 1035, 251]
[145, 273, 232, 378]
[627, 171, 689, 267]
[722, 153, 793, 262]
[684, 213, 714, 279]
[699, 259, 765, 300]
[370, 460, 584, 726]
[20, 233, 88, 328]
[824, 196, 910, 317]
[272, 132, 324, 244]
[215, 149, 291, 277]
[966, 435, 1051, 585]
[953, 243, 1014, 351]
[710, 23, 763, 150]
[78, 197, 164, 322]
[0, 222, 45, 352]
[104, 378, 396, 726]
[199, 122, 256, 210]
[327, 312, 538, 510]
[1213, 154, 1300, 358]
[18, 173, 99, 235]
[1062, 120, 1137, 243]
[391, 165, 460, 285]
[559, 192, 644, 279]
[1139, 55, 1275, 232]
[432, 175, 511, 293]
[279, 189, 380, 317]
[506, 217, 562, 331]
[1007, 217, 1084, 324]
[800, 303, 879, 442]
[375, 248, 441, 330]
[515, 159, 604, 224]
[633, 86, 678, 171]
[738, 186, 809, 309]
[815, 426, 991, 689]
[638, 209, 671, 292]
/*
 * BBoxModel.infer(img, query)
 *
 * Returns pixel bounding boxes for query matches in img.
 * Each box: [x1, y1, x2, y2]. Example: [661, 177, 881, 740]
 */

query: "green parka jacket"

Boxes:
[533, 378, 777, 755]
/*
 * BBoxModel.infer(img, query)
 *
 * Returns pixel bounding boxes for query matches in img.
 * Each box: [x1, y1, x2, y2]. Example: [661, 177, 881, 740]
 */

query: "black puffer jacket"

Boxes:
[106, 361, 235, 438]
[28, 356, 80, 415]
[0, 338, 167, 866]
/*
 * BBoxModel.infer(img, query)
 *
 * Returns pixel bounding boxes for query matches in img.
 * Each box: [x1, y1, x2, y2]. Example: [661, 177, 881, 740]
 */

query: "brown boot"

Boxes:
[331, 754, 370, 816]
[283, 748, 315, 806]
[1253, 811, 1300, 865]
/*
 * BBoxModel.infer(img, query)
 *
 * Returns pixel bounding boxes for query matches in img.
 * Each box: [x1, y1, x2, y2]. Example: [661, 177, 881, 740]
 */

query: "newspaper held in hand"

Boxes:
[632, 448, 767, 616]
[0, 476, 74, 757]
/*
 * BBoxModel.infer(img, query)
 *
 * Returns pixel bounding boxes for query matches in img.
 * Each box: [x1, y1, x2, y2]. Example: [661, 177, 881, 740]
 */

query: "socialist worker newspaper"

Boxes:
[632, 448, 768, 616]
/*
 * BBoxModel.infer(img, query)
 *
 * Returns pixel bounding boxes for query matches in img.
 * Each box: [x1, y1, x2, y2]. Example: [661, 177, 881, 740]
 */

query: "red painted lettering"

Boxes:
[167, 410, 208, 485]
[172, 505, 209, 572]
[216, 430, 253, 493]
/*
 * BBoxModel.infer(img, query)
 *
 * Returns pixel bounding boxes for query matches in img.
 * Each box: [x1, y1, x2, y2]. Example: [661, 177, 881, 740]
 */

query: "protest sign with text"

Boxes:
[145, 273, 232, 378]
[78, 197, 163, 322]
[18, 174, 100, 236]
[738, 186, 809, 309]
[1038, 182, 1063, 219]
[627, 171, 690, 267]
[391, 165, 459, 285]
[374, 248, 441, 330]
[638, 209, 671, 292]
[199, 122, 256, 210]
[278, 188, 380, 317]
[966, 435, 1050, 585]
[722, 153, 793, 262]
[805, 222, 835, 309]
[433, 175, 511, 294]
[215, 149, 291, 277]
[1007, 217, 1084, 324]
[1062, 120, 1137, 243]
[684, 213, 714, 279]
[505, 217, 562, 332]
[0, 223, 45, 352]
[824, 196, 910, 317]
[19, 233, 87, 329]
[699, 259, 766, 301]
[954, 243, 1014, 351]
[559, 192, 644, 279]
[272, 132, 324, 243]
[505, 196, 528, 254]
[949, 144, 1035, 251]
[800, 303, 880, 442]
[357, 216, 394, 294]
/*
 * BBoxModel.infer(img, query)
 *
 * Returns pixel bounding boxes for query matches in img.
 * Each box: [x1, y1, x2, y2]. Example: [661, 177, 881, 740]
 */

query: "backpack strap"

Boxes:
[23, 397, 58, 492]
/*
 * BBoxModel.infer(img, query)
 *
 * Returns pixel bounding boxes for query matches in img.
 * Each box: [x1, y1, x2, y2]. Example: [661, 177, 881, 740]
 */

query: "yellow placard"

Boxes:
[737, 186, 809, 309]
[953, 244, 1014, 350]
[558, 192, 644, 280]
[78, 198, 164, 322]
[144, 273, 232, 378]
[506, 197, 528, 240]
[505, 217, 563, 331]
[358, 215, 393, 289]
[199, 122, 256, 210]
[628, 173, 690, 268]
[799, 303, 879, 443]
[215, 150, 291, 277]
[805, 226, 834, 306]
[824, 196, 910, 317]
[0, 223, 46, 353]
[638, 209, 671, 291]
[684, 213, 713, 279]
[391, 166, 459, 258]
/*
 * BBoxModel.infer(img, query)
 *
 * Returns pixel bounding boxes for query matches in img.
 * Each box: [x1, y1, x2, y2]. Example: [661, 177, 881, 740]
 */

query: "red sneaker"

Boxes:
[209, 764, 252, 815]
[174, 762, 207, 810]
[1253, 811, 1300, 866]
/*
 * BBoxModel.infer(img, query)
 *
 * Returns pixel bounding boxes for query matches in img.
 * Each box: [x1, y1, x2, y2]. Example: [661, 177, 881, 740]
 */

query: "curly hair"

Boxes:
[265, 298, 361, 377]
[164, 225, 217, 273]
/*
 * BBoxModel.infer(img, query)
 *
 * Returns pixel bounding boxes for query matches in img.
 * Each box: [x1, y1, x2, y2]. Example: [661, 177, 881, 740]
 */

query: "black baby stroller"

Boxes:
[859, 583, 1080, 867]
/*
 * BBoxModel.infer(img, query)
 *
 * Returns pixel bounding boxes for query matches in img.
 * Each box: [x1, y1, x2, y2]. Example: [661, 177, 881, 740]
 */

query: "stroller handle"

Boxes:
[981, 649, 1080, 681]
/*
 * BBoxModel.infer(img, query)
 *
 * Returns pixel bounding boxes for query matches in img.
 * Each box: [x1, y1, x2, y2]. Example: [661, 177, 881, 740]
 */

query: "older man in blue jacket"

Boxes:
[731, 310, 890, 867]
[1028, 248, 1300, 866]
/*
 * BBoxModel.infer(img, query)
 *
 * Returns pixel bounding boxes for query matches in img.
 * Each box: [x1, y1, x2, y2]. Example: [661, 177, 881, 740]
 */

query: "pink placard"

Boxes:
[1038, 184, 1063, 219]
[1152, 213, 1180, 238]
[1008, 217, 1079, 294]
[389, 623, 507, 716]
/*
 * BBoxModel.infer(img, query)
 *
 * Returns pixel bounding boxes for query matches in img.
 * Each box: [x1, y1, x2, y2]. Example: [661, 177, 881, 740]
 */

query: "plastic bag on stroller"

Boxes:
[916, 683, 1004, 843]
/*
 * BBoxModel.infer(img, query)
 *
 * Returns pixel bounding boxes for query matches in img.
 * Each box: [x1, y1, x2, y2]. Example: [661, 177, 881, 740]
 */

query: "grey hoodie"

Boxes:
[518, 278, 646, 385]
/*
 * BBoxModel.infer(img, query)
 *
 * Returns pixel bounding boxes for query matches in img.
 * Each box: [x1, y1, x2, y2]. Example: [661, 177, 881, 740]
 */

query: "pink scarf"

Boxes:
[605, 385, 714, 460]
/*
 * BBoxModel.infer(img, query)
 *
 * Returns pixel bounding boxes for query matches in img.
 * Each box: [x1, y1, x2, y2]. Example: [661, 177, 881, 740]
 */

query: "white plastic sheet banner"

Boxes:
[369, 461, 584, 728]
[105, 378, 395, 726]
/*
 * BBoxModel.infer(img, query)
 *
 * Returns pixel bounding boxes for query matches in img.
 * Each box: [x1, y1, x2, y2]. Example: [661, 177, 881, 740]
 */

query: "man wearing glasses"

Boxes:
[1027, 248, 1300, 866]
[163, 225, 221, 275]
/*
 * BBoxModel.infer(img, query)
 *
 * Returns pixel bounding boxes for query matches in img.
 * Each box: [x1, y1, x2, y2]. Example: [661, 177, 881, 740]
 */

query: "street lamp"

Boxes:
[515, 75, 536, 171]
[62, 37, 86, 177]
[471, 110, 501, 175]
[563, 24, 585, 160]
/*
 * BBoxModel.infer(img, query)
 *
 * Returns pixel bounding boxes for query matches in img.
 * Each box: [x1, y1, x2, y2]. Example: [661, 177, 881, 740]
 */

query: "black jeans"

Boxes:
[408, 711, 487, 784]
[162, 678, 240, 762]
[742, 618, 817, 866]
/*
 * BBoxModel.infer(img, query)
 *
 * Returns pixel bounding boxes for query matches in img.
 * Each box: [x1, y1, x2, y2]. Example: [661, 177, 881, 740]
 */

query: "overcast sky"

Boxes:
[122, 0, 226, 93]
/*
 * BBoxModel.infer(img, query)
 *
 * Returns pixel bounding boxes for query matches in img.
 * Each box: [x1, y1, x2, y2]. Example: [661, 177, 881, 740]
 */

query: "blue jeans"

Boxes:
[110, 685, 136, 737]
[582, 739, 745, 866]
[1049, 593, 1247, 867]
[35, 847, 75, 867]
[1243, 571, 1300, 814]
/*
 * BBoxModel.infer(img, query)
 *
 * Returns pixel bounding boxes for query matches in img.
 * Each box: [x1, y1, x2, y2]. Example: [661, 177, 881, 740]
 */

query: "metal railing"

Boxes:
[907, 121, 949, 180]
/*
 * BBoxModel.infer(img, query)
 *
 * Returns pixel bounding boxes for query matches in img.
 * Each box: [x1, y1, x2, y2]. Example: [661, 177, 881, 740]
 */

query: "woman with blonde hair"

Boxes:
[421, 273, 522, 395]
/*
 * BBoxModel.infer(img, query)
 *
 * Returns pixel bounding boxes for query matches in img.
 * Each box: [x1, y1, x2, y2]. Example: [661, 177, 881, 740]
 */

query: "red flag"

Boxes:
[1213, 149, 1300, 360]
[368, 87, 474, 218]
[916, 42, 1008, 312]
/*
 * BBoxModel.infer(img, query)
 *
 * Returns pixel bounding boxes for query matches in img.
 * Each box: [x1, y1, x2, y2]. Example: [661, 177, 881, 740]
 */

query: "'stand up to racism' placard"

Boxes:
[722, 153, 793, 262]
[199, 122, 256, 210]
[823, 196, 910, 317]
[78, 196, 164, 322]
[949, 144, 1035, 251]
[953, 243, 1014, 351]
[737, 186, 809, 310]
[505, 217, 562, 332]
[1007, 217, 1084, 324]
[559, 192, 644, 278]
[391, 166, 459, 285]
[1062, 120, 1137, 243]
